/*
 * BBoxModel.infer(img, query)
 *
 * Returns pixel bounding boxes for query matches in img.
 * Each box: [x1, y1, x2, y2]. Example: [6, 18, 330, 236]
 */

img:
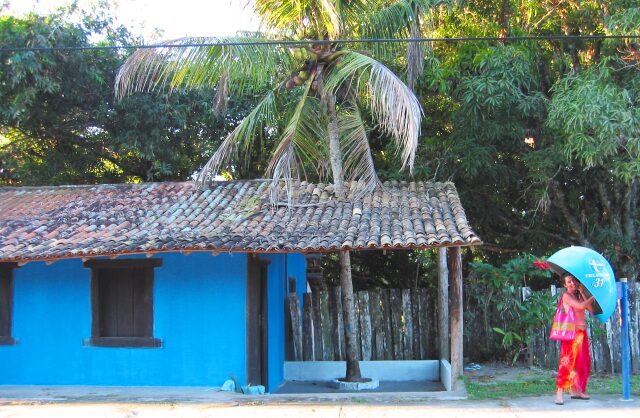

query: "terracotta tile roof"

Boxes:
[0, 180, 481, 263]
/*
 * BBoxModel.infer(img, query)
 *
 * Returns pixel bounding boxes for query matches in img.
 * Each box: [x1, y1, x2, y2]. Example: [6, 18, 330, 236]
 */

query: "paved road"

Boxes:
[0, 386, 638, 418]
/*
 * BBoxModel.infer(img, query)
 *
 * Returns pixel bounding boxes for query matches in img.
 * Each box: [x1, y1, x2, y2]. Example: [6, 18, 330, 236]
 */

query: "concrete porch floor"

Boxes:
[0, 379, 462, 406]
[272, 379, 445, 394]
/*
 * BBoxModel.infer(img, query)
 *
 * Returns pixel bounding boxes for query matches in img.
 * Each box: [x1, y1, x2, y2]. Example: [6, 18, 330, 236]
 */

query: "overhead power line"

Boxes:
[1, 34, 639, 53]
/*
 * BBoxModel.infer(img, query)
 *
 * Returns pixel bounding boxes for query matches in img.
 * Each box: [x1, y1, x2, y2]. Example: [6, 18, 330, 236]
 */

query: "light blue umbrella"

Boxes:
[547, 246, 617, 322]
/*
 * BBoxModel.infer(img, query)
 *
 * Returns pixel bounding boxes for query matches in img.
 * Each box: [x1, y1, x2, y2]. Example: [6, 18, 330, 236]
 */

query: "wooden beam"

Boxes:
[289, 292, 303, 361]
[437, 247, 450, 361]
[449, 246, 463, 390]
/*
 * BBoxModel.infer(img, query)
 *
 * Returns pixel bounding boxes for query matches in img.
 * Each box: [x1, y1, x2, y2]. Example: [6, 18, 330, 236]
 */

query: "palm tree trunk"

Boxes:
[324, 87, 362, 382]
[325, 85, 345, 199]
[339, 250, 363, 381]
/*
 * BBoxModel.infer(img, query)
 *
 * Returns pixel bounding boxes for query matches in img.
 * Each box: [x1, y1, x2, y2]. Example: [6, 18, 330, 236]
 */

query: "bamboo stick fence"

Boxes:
[501, 284, 640, 373]
[288, 288, 438, 361]
[287, 284, 639, 373]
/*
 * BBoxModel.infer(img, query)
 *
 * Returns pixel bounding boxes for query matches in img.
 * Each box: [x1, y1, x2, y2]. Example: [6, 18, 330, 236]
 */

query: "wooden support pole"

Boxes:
[449, 246, 463, 390]
[437, 247, 450, 361]
[302, 293, 314, 361]
[289, 292, 303, 361]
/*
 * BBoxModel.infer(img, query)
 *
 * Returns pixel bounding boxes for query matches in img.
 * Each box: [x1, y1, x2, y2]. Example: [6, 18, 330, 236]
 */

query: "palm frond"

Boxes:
[253, 0, 301, 36]
[318, 0, 342, 38]
[267, 79, 330, 205]
[268, 138, 298, 207]
[195, 89, 279, 187]
[338, 104, 382, 199]
[115, 35, 293, 101]
[290, 98, 331, 182]
[352, 0, 422, 57]
[350, 1, 449, 73]
[253, 0, 341, 38]
[324, 51, 423, 173]
[356, 0, 415, 38]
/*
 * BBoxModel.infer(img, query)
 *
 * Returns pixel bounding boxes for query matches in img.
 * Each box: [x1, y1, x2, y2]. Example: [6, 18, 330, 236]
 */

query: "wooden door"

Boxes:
[246, 256, 269, 390]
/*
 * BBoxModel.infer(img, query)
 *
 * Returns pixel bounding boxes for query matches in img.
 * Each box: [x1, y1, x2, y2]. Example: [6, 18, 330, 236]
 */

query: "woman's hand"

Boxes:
[576, 283, 587, 294]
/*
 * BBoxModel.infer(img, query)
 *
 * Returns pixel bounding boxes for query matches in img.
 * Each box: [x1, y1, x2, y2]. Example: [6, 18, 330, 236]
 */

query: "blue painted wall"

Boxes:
[0, 251, 307, 388]
[262, 253, 308, 391]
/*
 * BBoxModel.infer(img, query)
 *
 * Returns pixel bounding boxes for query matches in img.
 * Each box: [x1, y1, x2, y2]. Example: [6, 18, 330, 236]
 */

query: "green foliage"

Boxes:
[491, 327, 523, 364]
[320, 249, 439, 290]
[379, 0, 640, 284]
[2, 0, 640, 331]
[0, 5, 259, 185]
[466, 254, 554, 363]
[546, 62, 640, 182]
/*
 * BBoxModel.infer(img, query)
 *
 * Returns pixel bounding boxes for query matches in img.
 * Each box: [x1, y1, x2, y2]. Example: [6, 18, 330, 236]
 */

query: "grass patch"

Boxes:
[349, 397, 369, 403]
[465, 373, 640, 401]
[588, 373, 640, 395]
[466, 376, 554, 400]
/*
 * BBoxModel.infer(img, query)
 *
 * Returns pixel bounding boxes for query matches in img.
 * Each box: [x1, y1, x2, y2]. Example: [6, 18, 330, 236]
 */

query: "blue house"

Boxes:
[0, 180, 480, 390]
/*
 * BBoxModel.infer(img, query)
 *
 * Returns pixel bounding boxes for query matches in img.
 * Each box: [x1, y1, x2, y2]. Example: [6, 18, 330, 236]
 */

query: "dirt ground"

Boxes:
[463, 362, 556, 385]
[2, 364, 639, 418]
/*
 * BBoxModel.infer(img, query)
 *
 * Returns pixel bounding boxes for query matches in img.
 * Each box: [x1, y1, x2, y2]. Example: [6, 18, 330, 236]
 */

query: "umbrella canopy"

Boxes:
[547, 246, 617, 323]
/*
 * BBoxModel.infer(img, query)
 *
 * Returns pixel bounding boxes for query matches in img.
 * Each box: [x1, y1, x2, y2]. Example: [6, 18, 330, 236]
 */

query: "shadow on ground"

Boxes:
[272, 380, 445, 394]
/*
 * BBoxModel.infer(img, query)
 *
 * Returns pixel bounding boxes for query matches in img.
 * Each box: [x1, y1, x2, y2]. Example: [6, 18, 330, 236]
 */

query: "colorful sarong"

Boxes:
[556, 329, 591, 393]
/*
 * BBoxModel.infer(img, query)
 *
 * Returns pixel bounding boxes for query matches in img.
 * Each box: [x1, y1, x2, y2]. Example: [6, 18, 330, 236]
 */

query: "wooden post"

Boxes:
[380, 289, 393, 360]
[402, 289, 414, 359]
[369, 291, 384, 360]
[330, 286, 345, 361]
[411, 289, 421, 359]
[289, 292, 303, 361]
[419, 288, 431, 359]
[390, 288, 404, 359]
[357, 291, 372, 361]
[302, 293, 314, 361]
[449, 246, 463, 390]
[312, 291, 324, 361]
[438, 247, 450, 361]
[319, 291, 333, 360]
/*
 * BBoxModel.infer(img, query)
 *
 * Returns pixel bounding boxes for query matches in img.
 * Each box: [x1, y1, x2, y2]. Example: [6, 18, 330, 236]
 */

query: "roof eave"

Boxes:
[0, 239, 483, 266]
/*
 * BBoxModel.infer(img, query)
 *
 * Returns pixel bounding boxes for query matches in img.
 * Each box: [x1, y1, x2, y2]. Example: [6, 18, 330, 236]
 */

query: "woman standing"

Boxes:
[555, 273, 595, 405]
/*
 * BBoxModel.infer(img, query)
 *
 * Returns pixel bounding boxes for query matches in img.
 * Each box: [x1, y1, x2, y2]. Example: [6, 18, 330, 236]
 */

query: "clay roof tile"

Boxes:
[0, 181, 481, 263]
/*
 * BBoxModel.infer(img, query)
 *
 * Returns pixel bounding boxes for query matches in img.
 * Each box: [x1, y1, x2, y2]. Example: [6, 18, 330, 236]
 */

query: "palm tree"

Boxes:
[115, 0, 426, 382]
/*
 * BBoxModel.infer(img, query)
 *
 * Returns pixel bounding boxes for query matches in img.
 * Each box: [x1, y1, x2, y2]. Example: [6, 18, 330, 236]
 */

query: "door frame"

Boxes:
[246, 255, 270, 390]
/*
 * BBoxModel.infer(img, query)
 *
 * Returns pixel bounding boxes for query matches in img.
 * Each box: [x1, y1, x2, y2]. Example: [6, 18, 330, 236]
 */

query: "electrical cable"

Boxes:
[1, 34, 639, 53]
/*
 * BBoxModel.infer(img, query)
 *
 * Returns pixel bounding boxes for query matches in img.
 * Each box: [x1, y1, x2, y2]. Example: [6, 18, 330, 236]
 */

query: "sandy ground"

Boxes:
[463, 362, 555, 384]
[1, 364, 638, 418]
[1, 394, 639, 418]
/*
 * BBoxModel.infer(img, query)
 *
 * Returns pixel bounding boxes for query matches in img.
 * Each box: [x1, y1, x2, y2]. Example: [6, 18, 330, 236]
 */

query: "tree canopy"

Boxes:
[0, 3, 259, 185]
[2, 0, 640, 282]
[391, 0, 640, 280]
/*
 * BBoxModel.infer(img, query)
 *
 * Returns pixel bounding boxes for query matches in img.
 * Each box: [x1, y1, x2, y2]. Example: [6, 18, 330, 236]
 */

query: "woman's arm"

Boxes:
[563, 291, 595, 311]
[577, 284, 596, 312]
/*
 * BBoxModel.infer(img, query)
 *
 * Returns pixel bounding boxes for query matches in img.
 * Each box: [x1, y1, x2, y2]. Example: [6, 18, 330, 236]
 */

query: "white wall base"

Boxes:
[284, 360, 441, 384]
[440, 359, 452, 391]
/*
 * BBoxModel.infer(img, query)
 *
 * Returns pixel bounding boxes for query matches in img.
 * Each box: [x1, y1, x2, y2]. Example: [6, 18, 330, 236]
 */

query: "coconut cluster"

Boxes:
[285, 47, 318, 90]
[285, 44, 334, 95]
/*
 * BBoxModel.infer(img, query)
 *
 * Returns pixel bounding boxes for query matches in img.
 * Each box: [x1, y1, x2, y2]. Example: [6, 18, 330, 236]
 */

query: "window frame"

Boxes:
[83, 258, 162, 348]
[0, 263, 18, 346]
